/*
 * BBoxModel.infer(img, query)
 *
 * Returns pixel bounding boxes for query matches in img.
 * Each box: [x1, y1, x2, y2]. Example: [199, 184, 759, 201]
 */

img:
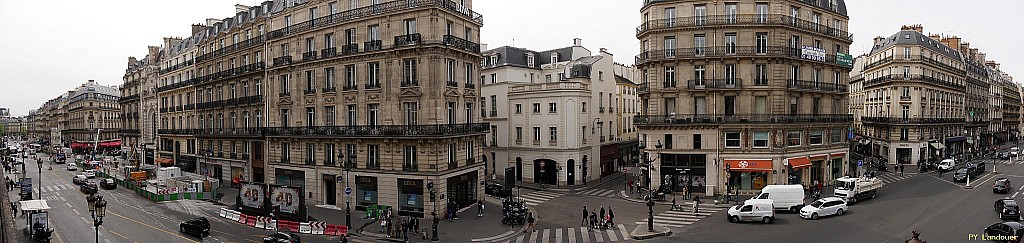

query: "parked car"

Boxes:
[1012, 147, 1020, 157]
[800, 197, 849, 220]
[72, 175, 88, 185]
[83, 169, 96, 178]
[79, 181, 98, 194]
[179, 217, 210, 237]
[484, 181, 508, 198]
[100, 178, 116, 190]
[999, 152, 1011, 160]
[996, 178, 1013, 194]
[938, 158, 957, 172]
[954, 166, 983, 182]
[727, 199, 775, 224]
[984, 221, 1024, 242]
[263, 232, 301, 243]
[997, 198, 1021, 221]
[66, 163, 77, 171]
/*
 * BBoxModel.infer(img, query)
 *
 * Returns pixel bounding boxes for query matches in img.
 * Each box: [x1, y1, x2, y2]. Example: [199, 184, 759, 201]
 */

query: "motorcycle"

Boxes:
[905, 230, 925, 243]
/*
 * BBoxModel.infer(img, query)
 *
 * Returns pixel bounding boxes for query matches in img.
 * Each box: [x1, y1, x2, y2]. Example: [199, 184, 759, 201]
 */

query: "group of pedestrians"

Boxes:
[580, 205, 615, 230]
[626, 178, 645, 196]
[894, 163, 905, 176]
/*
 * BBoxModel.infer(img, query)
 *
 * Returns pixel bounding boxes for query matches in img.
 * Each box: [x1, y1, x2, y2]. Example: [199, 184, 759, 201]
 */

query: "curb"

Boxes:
[618, 191, 733, 208]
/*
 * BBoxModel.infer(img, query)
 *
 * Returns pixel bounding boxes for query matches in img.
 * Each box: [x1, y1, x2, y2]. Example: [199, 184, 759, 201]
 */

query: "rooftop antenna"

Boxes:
[512, 38, 515, 47]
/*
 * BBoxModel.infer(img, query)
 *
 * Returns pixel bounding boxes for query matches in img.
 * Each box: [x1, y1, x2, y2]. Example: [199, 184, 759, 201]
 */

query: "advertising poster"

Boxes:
[30, 212, 47, 230]
[240, 183, 266, 209]
[271, 186, 301, 214]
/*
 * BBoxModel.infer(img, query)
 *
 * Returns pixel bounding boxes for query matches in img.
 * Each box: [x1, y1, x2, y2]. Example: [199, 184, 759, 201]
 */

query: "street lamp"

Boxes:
[36, 158, 42, 199]
[638, 140, 662, 232]
[87, 193, 106, 243]
[92, 128, 102, 161]
[338, 152, 355, 230]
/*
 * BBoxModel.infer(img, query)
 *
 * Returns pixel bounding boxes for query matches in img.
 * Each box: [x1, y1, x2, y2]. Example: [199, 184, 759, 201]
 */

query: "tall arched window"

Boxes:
[255, 110, 263, 127]
[230, 112, 237, 130]
[243, 111, 250, 128]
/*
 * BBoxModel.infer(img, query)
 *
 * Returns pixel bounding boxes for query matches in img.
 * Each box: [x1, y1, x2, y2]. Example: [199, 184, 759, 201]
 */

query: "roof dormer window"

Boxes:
[489, 54, 498, 66]
[550, 53, 558, 63]
[526, 53, 535, 67]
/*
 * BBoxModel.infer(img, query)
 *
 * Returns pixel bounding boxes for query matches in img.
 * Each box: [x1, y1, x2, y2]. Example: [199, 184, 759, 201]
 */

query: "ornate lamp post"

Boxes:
[87, 193, 107, 243]
[338, 151, 355, 229]
[638, 140, 662, 232]
[36, 158, 42, 199]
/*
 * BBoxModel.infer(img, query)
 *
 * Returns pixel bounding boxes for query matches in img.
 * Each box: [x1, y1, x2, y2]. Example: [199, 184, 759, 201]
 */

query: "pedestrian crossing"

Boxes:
[520, 191, 564, 206]
[632, 207, 722, 228]
[31, 184, 73, 194]
[503, 224, 633, 243]
[576, 188, 618, 198]
[876, 173, 916, 184]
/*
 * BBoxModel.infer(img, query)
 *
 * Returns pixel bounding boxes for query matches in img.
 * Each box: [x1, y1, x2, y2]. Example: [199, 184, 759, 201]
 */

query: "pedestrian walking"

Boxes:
[10, 202, 16, 217]
[627, 179, 633, 193]
[452, 201, 460, 220]
[523, 212, 536, 233]
[589, 212, 597, 230]
[581, 206, 588, 226]
[608, 207, 615, 225]
[477, 199, 485, 217]
[599, 206, 605, 223]
[402, 219, 409, 242]
[900, 163, 905, 176]
[692, 195, 701, 216]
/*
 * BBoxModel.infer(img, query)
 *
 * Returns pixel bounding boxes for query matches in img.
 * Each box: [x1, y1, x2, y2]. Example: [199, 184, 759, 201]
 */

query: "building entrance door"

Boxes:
[323, 174, 336, 206]
[566, 159, 575, 186]
[534, 159, 557, 185]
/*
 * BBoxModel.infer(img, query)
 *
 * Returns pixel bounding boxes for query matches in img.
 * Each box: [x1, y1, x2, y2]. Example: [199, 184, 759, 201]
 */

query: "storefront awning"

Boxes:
[155, 157, 174, 165]
[70, 142, 89, 149]
[19, 200, 50, 211]
[830, 152, 846, 158]
[809, 154, 829, 161]
[787, 157, 813, 170]
[930, 142, 946, 149]
[945, 137, 966, 143]
[724, 159, 773, 172]
[99, 141, 122, 147]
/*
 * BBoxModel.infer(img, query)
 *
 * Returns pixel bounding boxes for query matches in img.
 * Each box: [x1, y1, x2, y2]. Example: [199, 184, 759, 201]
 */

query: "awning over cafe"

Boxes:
[787, 157, 813, 170]
[930, 142, 946, 149]
[724, 159, 773, 172]
[808, 154, 829, 161]
[99, 141, 122, 147]
[155, 157, 174, 165]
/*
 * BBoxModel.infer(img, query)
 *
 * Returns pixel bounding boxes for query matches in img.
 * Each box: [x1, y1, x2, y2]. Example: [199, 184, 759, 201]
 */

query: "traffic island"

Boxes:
[630, 223, 671, 240]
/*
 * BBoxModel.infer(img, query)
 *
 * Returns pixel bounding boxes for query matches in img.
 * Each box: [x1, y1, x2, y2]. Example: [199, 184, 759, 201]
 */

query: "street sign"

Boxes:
[427, 182, 433, 189]
[345, 187, 352, 195]
[857, 160, 863, 167]
[336, 177, 343, 182]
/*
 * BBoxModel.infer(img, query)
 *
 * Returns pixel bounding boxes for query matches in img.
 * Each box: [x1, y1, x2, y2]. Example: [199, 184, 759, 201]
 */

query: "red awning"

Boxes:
[788, 157, 813, 170]
[724, 159, 773, 172]
[71, 143, 89, 149]
[155, 157, 174, 165]
[99, 141, 122, 147]
[808, 154, 829, 161]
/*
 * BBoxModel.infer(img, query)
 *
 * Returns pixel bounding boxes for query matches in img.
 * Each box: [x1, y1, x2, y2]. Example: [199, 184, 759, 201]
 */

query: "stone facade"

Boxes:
[121, 46, 161, 166]
[635, 0, 853, 196]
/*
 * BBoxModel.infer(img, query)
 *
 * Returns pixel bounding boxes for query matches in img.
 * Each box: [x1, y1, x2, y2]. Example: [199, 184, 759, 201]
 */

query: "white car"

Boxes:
[727, 199, 775, 224]
[72, 175, 88, 185]
[800, 197, 849, 220]
[83, 169, 96, 178]
[1011, 147, 1020, 157]
[66, 163, 77, 171]
[937, 159, 957, 172]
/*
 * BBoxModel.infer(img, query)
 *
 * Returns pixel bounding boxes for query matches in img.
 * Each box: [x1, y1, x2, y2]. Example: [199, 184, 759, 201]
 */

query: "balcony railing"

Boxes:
[636, 46, 846, 67]
[321, 47, 337, 58]
[273, 56, 293, 66]
[786, 80, 848, 93]
[364, 40, 383, 52]
[394, 33, 423, 47]
[687, 79, 742, 90]
[302, 51, 318, 61]
[364, 83, 381, 89]
[343, 85, 358, 91]
[118, 95, 140, 103]
[304, 89, 317, 95]
[446, 81, 459, 87]
[863, 74, 965, 91]
[442, 35, 481, 53]
[323, 87, 337, 93]
[195, 128, 265, 137]
[118, 129, 141, 134]
[634, 114, 853, 125]
[279, 92, 291, 97]
[401, 80, 419, 87]
[263, 123, 490, 137]
[158, 129, 198, 135]
[402, 165, 418, 172]
[342, 43, 359, 55]
[638, 83, 650, 93]
[861, 117, 964, 124]
[636, 14, 850, 41]
[266, 0, 483, 41]
[464, 82, 475, 89]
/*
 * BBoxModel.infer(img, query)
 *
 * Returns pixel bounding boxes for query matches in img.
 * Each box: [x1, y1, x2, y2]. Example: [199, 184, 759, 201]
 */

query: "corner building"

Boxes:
[263, 0, 485, 217]
[635, 0, 853, 196]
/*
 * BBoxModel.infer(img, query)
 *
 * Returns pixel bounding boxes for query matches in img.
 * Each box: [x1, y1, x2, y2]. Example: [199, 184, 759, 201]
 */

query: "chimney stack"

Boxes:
[941, 36, 961, 50]
[191, 24, 205, 35]
[873, 36, 884, 46]
[913, 24, 923, 33]
[235, 4, 249, 14]
[206, 18, 222, 26]
[929, 34, 941, 42]
[573, 38, 582, 47]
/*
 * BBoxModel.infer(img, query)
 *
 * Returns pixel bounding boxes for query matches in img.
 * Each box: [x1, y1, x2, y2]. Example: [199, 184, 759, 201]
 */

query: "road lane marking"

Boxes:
[108, 230, 130, 240]
[1013, 192, 1020, 198]
[108, 211, 199, 242]
[72, 208, 80, 215]
[1019, 184, 1024, 191]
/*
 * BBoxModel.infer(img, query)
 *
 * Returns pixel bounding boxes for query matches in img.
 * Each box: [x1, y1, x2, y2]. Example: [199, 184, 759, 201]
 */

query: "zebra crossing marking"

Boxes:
[556, 228, 563, 243]
[529, 228, 539, 243]
[507, 226, 632, 243]
[568, 227, 576, 243]
[606, 228, 618, 242]
[634, 208, 722, 228]
[578, 188, 617, 197]
[593, 228, 604, 242]
[580, 227, 591, 243]
[520, 191, 564, 206]
[542, 228, 550, 243]
[513, 234, 525, 243]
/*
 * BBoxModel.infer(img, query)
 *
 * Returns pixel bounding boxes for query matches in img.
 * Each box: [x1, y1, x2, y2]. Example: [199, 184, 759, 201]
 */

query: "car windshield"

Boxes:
[810, 200, 825, 208]
[956, 168, 968, 173]
[1006, 200, 1018, 207]
[836, 180, 853, 190]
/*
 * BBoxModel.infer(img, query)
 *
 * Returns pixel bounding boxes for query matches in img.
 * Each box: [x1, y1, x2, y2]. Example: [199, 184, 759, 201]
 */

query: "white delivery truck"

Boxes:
[752, 185, 806, 213]
[833, 176, 882, 203]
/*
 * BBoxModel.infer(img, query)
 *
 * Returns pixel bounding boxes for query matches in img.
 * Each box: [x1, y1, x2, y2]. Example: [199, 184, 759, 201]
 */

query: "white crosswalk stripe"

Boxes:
[876, 173, 915, 184]
[520, 191, 564, 206]
[633, 208, 722, 228]
[505, 225, 634, 243]
[577, 188, 617, 197]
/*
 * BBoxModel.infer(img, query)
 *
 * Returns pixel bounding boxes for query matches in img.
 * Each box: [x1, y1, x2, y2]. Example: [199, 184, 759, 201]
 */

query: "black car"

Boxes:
[976, 161, 988, 173]
[79, 182, 97, 194]
[485, 182, 508, 198]
[179, 217, 210, 237]
[996, 199, 1021, 221]
[984, 221, 1024, 242]
[263, 232, 301, 243]
[1000, 152, 1012, 160]
[996, 178, 1013, 194]
[100, 178, 116, 190]
[954, 165, 983, 182]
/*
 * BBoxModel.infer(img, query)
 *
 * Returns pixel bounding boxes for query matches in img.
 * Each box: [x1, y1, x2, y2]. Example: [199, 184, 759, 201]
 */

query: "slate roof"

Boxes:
[482, 46, 575, 69]
[869, 30, 962, 60]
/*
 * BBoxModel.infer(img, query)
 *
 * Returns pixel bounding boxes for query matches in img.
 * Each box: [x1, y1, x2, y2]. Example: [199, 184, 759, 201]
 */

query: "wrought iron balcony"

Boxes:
[446, 81, 459, 87]
[118, 95, 140, 103]
[195, 128, 264, 137]
[634, 114, 853, 125]
[266, 0, 483, 41]
[343, 85, 358, 91]
[401, 80, 419, 87]
[394, 33, 423, 47]
[638, 83, 650, 93]
[402, 165, 418, 172]
[158, 129, 198, 135]
[863, 74, 965, 91]
[364, 83, 381, 89]
[786, 79, 848, 93]
[118, 129, 140, 135]
[321, 47, 337, 58]
[636, 14, 850, 41]
[279, 92, 291, 97]
[262, 123, 490, 137]
[302, 51, 318, 61]
[273, 56, 293, 66]
[687, 79, 742, 90]
[443, 35, 481, 53]
[636, 46, 844, 67]
[364, 40, 383, 52]
[323, 87, 337, 93]
[464, 82, 475, 89]
[342, 43, 359, 55]
[304, 89, 317, 95]
[861, 117, 964, 124]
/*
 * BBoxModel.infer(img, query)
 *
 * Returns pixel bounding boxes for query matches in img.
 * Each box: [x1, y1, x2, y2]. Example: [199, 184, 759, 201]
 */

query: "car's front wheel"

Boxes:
[811, 213, 819, 220]
[836, 209, 844, 216]
[762, 216, 773, 224]
[729, 216, 738, 223]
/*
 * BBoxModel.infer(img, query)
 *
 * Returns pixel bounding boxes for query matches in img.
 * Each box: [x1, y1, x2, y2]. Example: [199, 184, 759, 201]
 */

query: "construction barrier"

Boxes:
[217, 208, 346, 236]
[268, 219, 277, 231]
[298, 222, 311, 234]
[246, 215, 257, 227]
[237, 213, 248, 224]
[254, 216, 267, 229]
[227, 210, 241, 222]
[309, 222, 326, 235]
[219, 208, 228, 218]
[324, 224, 349, 236]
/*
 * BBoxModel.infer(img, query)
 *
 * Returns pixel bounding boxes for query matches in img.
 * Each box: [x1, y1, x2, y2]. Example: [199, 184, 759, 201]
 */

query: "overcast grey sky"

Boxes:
[1, 0, 1021, 116]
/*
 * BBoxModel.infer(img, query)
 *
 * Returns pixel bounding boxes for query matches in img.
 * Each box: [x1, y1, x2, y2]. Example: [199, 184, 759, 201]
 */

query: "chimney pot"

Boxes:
[573, 38, 582, 47]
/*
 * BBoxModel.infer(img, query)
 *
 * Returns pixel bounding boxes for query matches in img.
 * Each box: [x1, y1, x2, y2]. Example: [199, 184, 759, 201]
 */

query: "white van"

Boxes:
[728, 199, 775, 224]
[752, 185, 806, 213]
[937, 158, 956, 172]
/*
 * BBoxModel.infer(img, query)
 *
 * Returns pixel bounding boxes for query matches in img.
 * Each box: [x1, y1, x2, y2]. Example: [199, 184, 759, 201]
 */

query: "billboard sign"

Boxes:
[802, 46, 826, 62]
[271, 186, 302, 215]
[836, 52, 853, 67]
[239, 183, 267, 210]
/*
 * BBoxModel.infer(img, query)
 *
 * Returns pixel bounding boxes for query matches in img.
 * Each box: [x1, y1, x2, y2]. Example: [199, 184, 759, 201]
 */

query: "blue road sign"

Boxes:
[857, 160, 863, 167]
[345, 187, 352, 195]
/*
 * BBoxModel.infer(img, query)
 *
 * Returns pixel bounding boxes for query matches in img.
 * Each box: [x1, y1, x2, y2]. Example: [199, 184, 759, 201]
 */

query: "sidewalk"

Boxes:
[306, 195, 520, 242]
[517, 172, 625, 193]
